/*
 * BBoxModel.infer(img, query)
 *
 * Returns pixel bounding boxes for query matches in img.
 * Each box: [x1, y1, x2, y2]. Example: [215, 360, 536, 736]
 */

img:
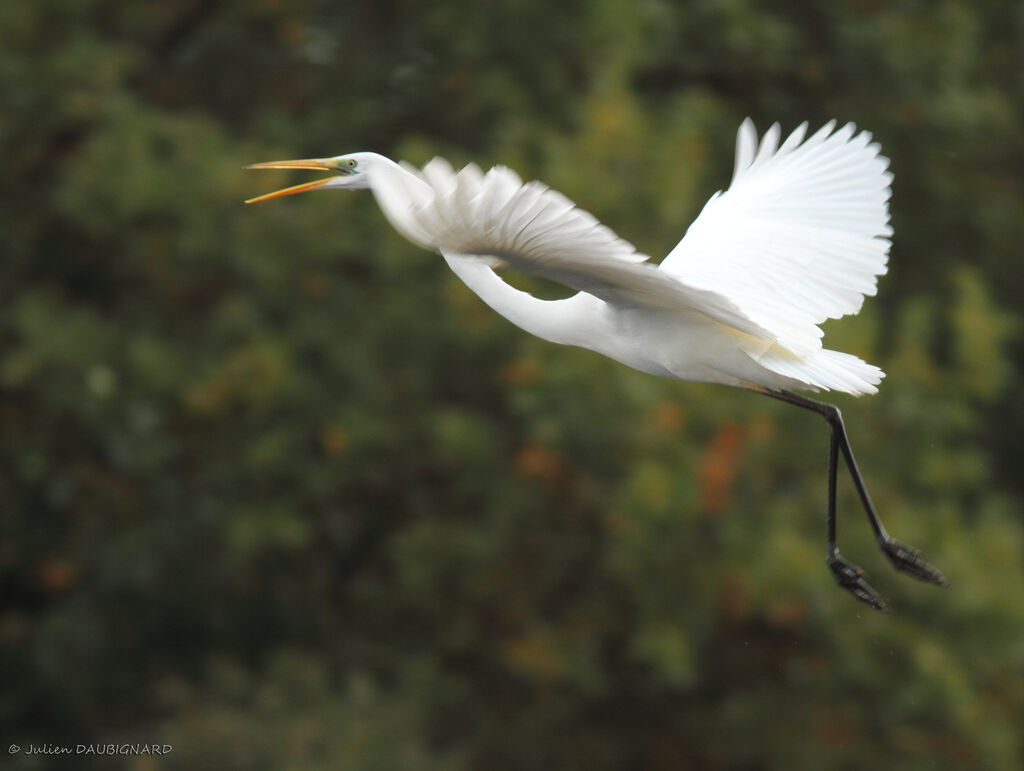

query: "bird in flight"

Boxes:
[247, 119, 947, 610]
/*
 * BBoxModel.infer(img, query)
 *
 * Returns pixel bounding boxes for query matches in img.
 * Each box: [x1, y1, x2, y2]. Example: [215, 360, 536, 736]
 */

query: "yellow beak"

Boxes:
[244, 158, 344, 204]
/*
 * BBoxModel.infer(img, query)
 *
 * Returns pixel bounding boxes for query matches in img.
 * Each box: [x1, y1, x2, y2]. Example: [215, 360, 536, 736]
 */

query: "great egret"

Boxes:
[246, 119, 946, 610]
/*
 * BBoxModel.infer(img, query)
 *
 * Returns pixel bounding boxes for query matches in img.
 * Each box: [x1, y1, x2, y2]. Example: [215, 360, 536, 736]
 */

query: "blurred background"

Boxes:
[2, 1, 1023, 768]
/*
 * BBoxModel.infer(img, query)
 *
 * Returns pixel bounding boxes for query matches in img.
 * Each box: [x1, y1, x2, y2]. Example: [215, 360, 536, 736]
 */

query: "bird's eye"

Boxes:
[346, 159, 357, 169]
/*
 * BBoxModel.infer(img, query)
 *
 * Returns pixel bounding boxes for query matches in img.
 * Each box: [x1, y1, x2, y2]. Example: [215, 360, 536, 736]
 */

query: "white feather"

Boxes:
[660, 120, 892, 357]
[352, 121, 892, 395]
[403, 156, 779, 342]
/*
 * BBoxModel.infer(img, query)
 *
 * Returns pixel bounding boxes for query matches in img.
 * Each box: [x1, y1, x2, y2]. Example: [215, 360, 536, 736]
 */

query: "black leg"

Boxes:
[822, 407, 887, 609]
[758, 388, 947, 610]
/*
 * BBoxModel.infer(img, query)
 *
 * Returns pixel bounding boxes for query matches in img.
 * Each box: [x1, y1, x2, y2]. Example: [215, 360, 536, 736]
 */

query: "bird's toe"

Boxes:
[882, 540, 948, 586]
[828, 554, 887, 611]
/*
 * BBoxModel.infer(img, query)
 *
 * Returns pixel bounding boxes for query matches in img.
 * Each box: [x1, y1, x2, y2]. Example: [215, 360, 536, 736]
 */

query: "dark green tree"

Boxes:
[2, 1, 1022, 769]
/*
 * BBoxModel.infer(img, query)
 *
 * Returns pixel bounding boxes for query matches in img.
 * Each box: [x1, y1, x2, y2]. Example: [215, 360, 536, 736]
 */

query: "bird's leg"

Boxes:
[758, 388, 947, 609]
[830, 409, 948, 587]
[822, 403, 887, 610]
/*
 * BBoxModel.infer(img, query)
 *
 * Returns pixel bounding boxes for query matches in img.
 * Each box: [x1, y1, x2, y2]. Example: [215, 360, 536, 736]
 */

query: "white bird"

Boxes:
[247, 119, 946, 609]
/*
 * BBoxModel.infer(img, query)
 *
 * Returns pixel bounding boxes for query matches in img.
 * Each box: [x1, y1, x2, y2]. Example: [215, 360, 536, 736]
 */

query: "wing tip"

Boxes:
[733, 118, 758, 181]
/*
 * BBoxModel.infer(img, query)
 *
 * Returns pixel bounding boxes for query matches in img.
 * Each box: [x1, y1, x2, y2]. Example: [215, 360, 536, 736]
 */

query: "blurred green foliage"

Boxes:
[2, 1, 1023, 769]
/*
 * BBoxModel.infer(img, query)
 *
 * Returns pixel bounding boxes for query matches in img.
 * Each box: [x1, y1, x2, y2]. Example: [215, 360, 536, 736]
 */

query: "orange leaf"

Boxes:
[698, 421, 744, 514]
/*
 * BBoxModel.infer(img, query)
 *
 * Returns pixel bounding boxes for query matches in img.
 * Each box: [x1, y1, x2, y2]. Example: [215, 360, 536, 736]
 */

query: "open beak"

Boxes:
[244, 158, 347, 204]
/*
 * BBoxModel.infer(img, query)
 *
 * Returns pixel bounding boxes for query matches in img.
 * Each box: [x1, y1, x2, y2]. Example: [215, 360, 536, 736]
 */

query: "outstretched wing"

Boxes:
[403, 157, 778, 342]
[659, 119, 892, 354]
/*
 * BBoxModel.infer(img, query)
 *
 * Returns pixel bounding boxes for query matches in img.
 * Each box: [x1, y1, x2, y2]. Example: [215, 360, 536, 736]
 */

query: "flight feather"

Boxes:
[659, 119, 892, 354]
[401, 157, 780, 342]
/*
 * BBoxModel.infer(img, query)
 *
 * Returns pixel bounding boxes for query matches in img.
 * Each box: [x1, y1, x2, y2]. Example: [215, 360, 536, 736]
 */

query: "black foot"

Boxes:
[882, 540, 948, 586]
[828, 554, 887, 610]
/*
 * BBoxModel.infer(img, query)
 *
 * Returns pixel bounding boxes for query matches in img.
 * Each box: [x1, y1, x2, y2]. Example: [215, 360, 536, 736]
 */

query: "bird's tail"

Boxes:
[756, 346, 884, 395]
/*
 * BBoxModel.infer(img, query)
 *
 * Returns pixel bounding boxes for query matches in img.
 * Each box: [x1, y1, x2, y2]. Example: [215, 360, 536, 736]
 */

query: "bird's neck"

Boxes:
[369, 159, 595, 347]
[440, 253, 594, 346]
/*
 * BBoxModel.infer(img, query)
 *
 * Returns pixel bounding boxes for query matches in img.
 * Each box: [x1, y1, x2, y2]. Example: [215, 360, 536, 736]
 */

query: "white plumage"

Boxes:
[661, 120, 892, 354]
[247, 120, 892, 395]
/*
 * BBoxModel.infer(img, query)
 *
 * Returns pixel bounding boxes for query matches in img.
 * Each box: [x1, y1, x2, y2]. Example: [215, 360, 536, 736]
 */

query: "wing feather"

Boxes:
[659, 119, 892, 354]
[407, 156, 779, 342]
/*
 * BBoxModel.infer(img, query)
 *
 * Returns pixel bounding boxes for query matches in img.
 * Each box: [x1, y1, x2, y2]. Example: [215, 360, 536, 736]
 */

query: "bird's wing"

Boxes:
[658, 120, 892, 354]
[405, 157, 778, 342]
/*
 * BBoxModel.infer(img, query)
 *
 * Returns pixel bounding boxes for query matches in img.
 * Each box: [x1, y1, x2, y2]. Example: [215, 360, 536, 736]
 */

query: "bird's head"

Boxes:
[245, 151, 379, 203]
